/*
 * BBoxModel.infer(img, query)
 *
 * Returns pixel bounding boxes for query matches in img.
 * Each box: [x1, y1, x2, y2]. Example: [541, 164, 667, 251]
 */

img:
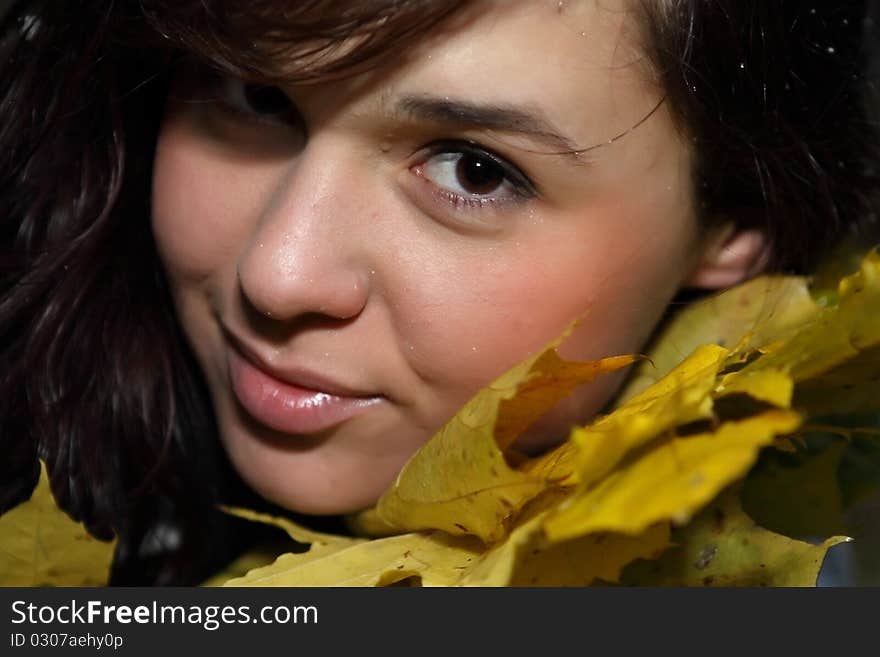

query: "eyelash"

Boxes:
[410, 141, 538, 211]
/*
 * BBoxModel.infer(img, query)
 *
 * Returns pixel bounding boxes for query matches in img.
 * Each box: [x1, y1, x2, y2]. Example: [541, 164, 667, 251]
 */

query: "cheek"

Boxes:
[395, 231, 624, 382]
[150, 117, 270, 284]
[385, 244, 556, 395]
[392, 202, 690, 408]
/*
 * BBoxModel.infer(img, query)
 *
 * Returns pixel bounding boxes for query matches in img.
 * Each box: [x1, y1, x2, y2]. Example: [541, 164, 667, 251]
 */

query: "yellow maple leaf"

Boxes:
[225, 531, 480, 587]
[222, 499, 669, 587]
[457, 499, 670, 586]
[221, 506, 364, 548]
[201, 545, 291, 587]
[778, 250, 880, 416]
[518, 344, 728, 490]
[621, 485, 849, 586]
[219, 507, 475, 586]
[619, 276, 818, 402]
[567, 344, 728, 488]
[0, 460, 116, 586]
[714, 368, 794, 408]
[544, 411, 801, 541]
[706, 250, 880, 418]
[372, 333, 635, 542]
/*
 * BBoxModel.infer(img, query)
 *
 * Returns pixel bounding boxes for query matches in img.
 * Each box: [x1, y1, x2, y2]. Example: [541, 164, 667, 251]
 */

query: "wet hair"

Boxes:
[0, 0, 877, 584]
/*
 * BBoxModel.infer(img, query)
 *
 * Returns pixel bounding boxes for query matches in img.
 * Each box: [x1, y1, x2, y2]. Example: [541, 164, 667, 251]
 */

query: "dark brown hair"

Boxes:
[0, 0, 877, 584]
[641, 1, 880, 268]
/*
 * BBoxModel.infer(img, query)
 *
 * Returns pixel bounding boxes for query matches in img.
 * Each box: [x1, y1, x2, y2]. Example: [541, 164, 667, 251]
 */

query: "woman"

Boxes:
[1, 0, 877, 584]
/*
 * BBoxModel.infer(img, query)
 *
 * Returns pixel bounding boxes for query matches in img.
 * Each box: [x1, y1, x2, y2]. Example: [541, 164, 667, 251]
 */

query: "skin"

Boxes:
[152, 0, 753, 515]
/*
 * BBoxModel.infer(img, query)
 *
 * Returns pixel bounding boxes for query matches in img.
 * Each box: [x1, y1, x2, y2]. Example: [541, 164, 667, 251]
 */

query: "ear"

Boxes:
[685, 224, 771, 289]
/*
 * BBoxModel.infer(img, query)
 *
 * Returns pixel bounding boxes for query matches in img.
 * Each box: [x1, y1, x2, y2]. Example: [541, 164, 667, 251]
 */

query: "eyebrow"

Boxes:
[394, 94, 588, 162]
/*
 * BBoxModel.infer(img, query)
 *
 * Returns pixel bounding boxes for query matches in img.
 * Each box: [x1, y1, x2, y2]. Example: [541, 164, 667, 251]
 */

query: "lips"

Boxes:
[226, 339, 383, 435]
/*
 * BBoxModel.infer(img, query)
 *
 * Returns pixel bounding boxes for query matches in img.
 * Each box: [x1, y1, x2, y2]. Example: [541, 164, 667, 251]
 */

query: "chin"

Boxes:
[243, 471, 381, 516]
[224, 438, 395, 517]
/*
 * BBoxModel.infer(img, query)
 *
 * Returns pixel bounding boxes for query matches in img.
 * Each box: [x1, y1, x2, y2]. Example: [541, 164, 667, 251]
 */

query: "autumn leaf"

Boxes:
[222, 507, 479, 586]
[729, 250, 880, 417]
[460, 502, 670, 586]
[519, 344, 728, 488]
[223, 495, 669, 587]
[221, 506, 365, 549]
[620, 485, 849, 586]
[544, 411, 801, 541]
[617, 261, 880, 416]
[619, 276, 818, 402]
[218, 507, 454, 587]
[372, 332, 635, 542]
[0, 460, 116, 586]
[201, 544, 291, 587]
[568, 344, 728, 488]
[715, 367, 794, 409]
[226, 531, 481, 587]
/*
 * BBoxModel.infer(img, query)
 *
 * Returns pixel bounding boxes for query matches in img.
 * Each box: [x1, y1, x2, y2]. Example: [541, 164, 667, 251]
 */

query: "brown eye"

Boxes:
[455, 153, 506, 195]
[414, 142, 535, 208]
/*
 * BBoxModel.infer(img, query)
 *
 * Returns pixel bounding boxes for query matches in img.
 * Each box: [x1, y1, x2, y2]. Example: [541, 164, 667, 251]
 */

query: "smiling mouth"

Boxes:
[226, 343, 384, 436]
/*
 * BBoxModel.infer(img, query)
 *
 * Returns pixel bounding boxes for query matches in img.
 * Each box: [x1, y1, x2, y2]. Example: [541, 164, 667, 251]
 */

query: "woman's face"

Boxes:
[152, 0, 710, 514]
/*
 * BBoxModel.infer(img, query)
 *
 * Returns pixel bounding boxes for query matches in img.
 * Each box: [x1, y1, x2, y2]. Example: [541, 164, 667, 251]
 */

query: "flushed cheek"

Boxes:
[392, 251, 596, 403]
[393, 212, 690, 425]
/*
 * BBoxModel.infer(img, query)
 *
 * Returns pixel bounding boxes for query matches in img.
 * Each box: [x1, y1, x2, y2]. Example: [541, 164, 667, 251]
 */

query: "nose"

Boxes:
[237, 145, 371, 323]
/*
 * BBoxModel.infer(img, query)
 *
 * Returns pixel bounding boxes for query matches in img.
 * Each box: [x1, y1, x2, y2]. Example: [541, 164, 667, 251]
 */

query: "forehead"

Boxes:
[372, 0, 660, 149]
[278, 0, 664, 163]
[427, 0, 649, 76]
